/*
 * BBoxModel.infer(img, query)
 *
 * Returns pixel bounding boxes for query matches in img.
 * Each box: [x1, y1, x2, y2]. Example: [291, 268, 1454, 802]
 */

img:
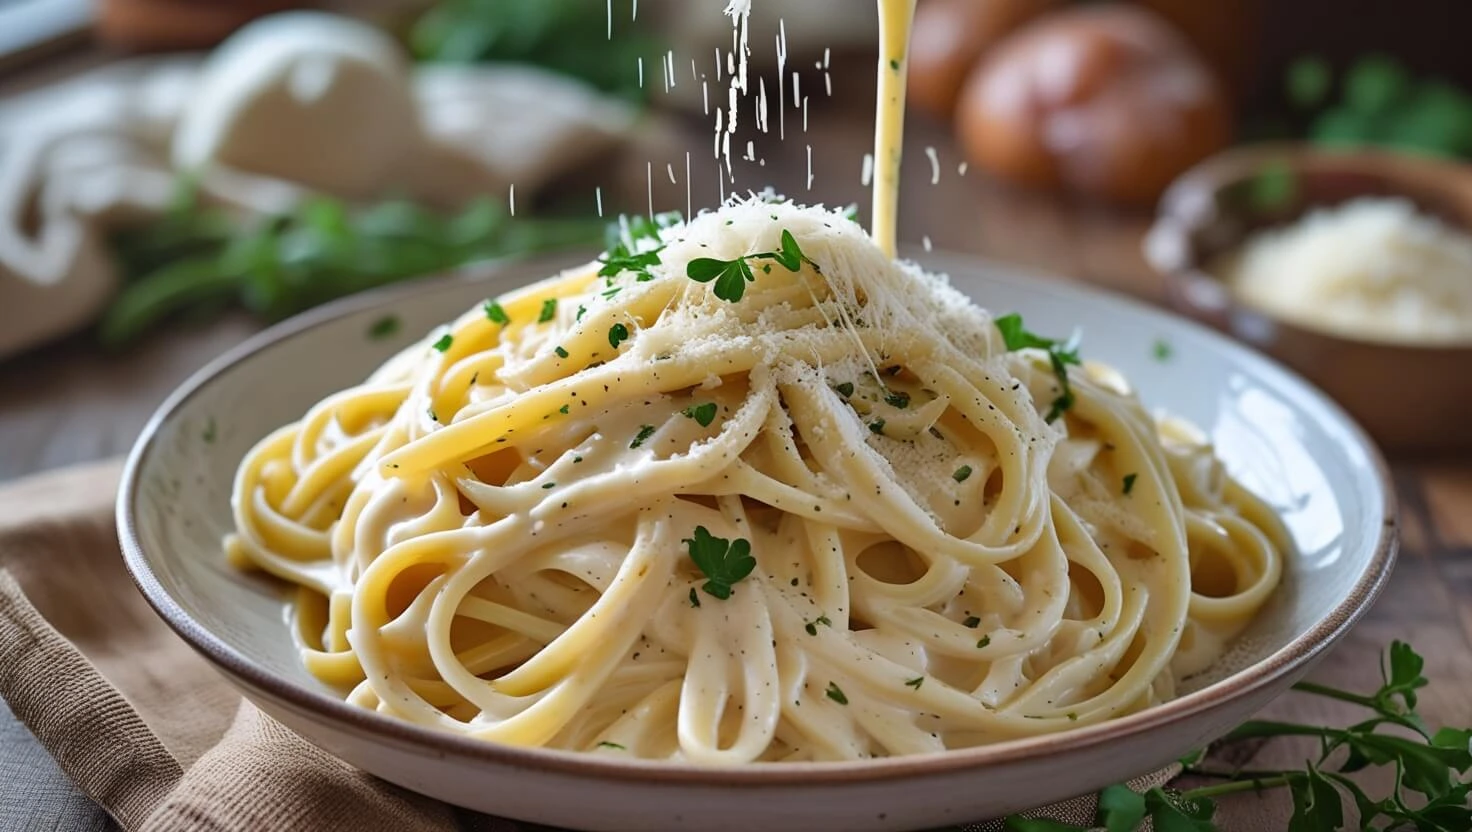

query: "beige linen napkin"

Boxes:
[0, 459, 1173, 831]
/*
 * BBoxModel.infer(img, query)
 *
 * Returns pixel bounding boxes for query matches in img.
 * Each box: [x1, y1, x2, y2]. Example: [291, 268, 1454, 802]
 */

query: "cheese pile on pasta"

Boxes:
[228, 198, 1287, 763]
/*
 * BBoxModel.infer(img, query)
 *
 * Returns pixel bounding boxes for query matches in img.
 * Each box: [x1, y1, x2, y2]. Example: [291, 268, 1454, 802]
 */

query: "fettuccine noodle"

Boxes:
[227, 198, 1287, 763]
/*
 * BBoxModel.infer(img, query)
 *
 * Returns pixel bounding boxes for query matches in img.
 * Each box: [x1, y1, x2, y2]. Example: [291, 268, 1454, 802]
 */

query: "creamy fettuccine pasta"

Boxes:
[227, 198, 1288, 763]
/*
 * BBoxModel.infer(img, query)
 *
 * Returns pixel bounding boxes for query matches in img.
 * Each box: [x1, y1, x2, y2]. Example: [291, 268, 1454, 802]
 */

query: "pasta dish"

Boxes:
[227, 197, 1288, 762]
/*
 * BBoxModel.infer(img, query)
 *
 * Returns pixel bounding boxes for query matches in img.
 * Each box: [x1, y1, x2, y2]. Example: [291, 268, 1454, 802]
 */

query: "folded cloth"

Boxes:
[0, 460, 1173, 831]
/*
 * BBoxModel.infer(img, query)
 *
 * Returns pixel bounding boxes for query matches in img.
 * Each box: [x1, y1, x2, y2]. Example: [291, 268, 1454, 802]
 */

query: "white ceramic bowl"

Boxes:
[118, 252, 1397, 832]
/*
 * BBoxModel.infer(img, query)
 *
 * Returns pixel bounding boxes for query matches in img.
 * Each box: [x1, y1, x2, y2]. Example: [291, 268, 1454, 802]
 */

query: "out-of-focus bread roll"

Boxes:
[956, 4, 1231, 206]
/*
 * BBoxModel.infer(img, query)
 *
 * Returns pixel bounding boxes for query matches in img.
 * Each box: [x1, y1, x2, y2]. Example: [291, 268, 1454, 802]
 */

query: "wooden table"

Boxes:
[1, 50, 1469, 830]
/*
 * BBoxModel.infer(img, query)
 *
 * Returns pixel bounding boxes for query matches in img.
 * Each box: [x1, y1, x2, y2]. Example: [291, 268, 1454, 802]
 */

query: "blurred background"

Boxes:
[6, 0, 1472, 474]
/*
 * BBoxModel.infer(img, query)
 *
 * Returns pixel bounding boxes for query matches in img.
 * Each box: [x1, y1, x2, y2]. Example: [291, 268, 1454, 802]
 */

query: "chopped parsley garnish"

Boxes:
[483, 300, 509, 325]
[596, 741, 626, 750]
[541, 482, 555, 489]
[367, 315, 400, 340]
[994, 313, 1080, 423]
[554, 346, 569, 358]
[885, 391, 911, 409]
[804, 614, 832, 636]
[889, 59, 900, 70]
[904, 676, 924, 690]
[432, 333, 453, 352]
[1123, 473, 1138, 495]
[682, 402, 718, 427]
[825, 682, 849, 705]
[630, 424, 656, 448]
[686, 229, 819, 303]
[869, 419, 886, 435]
[538, 298, 557, 323]
[559, 404, 570, 415]
[688, 587, 701, 607]
[834, 382, 855, 398]
[1153, 338, 1173, 362]
[202, 417, 217, 444]
[963, 616, 981, 629]
[977, 635, 991, 649]
[608, 323, 630, 348]
[427, 408, 439, 422]
[684, 525, 756, 600]
[576, 305, 587, 321]
[953, 465, 973, 483]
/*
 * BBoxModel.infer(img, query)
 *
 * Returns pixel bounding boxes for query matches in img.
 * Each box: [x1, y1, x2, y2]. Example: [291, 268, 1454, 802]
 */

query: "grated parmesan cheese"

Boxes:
[1220, 198, 1472, 345]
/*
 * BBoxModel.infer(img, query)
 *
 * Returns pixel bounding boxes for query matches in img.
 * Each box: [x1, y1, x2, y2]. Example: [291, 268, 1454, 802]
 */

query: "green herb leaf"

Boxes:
[869, 419, 886, 435]
[432, 333, 454, 352]
[977, 635, 991, 649]
[367, 315, 401, 340]
[202, 417, 217, 444]
[683, 402, 718, 427]
[1123, 473, 1138, 495]
[688, 587, 701, 608]
[608, 322, 630, 348]
[885, 391, 911, 409]
[1096, 784, 1148, 832]
[630, 424, 656, 448]
[904, 676, 924, 690]
[485, 301, 510, 325]
[684, 526, 756, 600]
[1152, 339, 1173, 362]
[595, 741, 626, 750]
[559, 404, 570, 415]
[963, 616, 980, 628]
[995, 314, 1080, 423]
[825, 682, 848, 705]
[834, 382, 855, 398]
[803, 614, 832, 636]
[555, 346, 569, 358]
[538, 298, 557, 323]
[953, 465, 973, 483]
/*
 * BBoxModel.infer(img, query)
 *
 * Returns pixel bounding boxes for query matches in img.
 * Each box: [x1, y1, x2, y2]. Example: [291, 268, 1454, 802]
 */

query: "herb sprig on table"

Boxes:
[101, 186, 600, 348]
[998, 641, 1472, 832]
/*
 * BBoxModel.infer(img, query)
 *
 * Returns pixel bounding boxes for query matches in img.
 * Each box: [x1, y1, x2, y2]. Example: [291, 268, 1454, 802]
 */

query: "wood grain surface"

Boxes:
[0, 46, 1467, 828]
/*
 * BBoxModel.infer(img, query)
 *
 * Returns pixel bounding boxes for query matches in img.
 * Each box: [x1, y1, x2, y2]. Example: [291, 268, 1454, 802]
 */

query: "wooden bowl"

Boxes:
[1145, 142, 1472, 455]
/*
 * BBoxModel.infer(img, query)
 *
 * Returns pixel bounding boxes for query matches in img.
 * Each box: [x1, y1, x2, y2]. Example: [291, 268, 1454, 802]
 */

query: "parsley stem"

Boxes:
[1180, 774, 1299, 801]
[1289, 681, 1378, 709]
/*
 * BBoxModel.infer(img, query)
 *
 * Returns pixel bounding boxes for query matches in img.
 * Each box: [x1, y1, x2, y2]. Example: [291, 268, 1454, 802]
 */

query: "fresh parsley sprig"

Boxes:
[686, 229, 819, 303]
[994, 313, 1081, 424]
[684, 526, 756, 600]
[1003, 641, 1472, 832]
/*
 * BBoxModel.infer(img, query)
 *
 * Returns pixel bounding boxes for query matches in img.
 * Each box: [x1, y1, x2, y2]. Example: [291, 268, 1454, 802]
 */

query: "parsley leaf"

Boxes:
[869, 419, 886, 435]
[834, 382, 855, 398]
[963, 616, 980, 628]
[608, 322, 630, 348]
[804, 614, 832, 636]
[995, 313, 1080, 423]
[682, 402, 718, 427]
[596, 741, 626, 750]
[1097, 784, 1147, 832]
[885, 391, 911, 409]
[825, 682, 848, 705]
[684, 526, 756, 600]
[954, 465, 973, 483]
[484, 300, 509, 325]
[904, 677, 924, 690]
[554, 345, 569, 358]
[630, 424, 656, 448]
[538, 298, 557, 323]
[977, 635, 991, 648]
[685, 229, 818, 302]
[688, 587, 701, 608]
[367, 315, 400, 340]
[1153, 338, 1173, 362]
[1123, 473, 1138, 495]
[432, 333, 453, 352]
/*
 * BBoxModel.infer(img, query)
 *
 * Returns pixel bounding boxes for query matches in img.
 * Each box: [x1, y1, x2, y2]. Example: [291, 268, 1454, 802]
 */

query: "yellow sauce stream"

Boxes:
[870, 0, 917, 257]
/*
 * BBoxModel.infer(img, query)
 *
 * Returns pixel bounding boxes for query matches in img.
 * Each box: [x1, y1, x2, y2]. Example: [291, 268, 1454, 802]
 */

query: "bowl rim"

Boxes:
[117, 252, 1400, 786]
